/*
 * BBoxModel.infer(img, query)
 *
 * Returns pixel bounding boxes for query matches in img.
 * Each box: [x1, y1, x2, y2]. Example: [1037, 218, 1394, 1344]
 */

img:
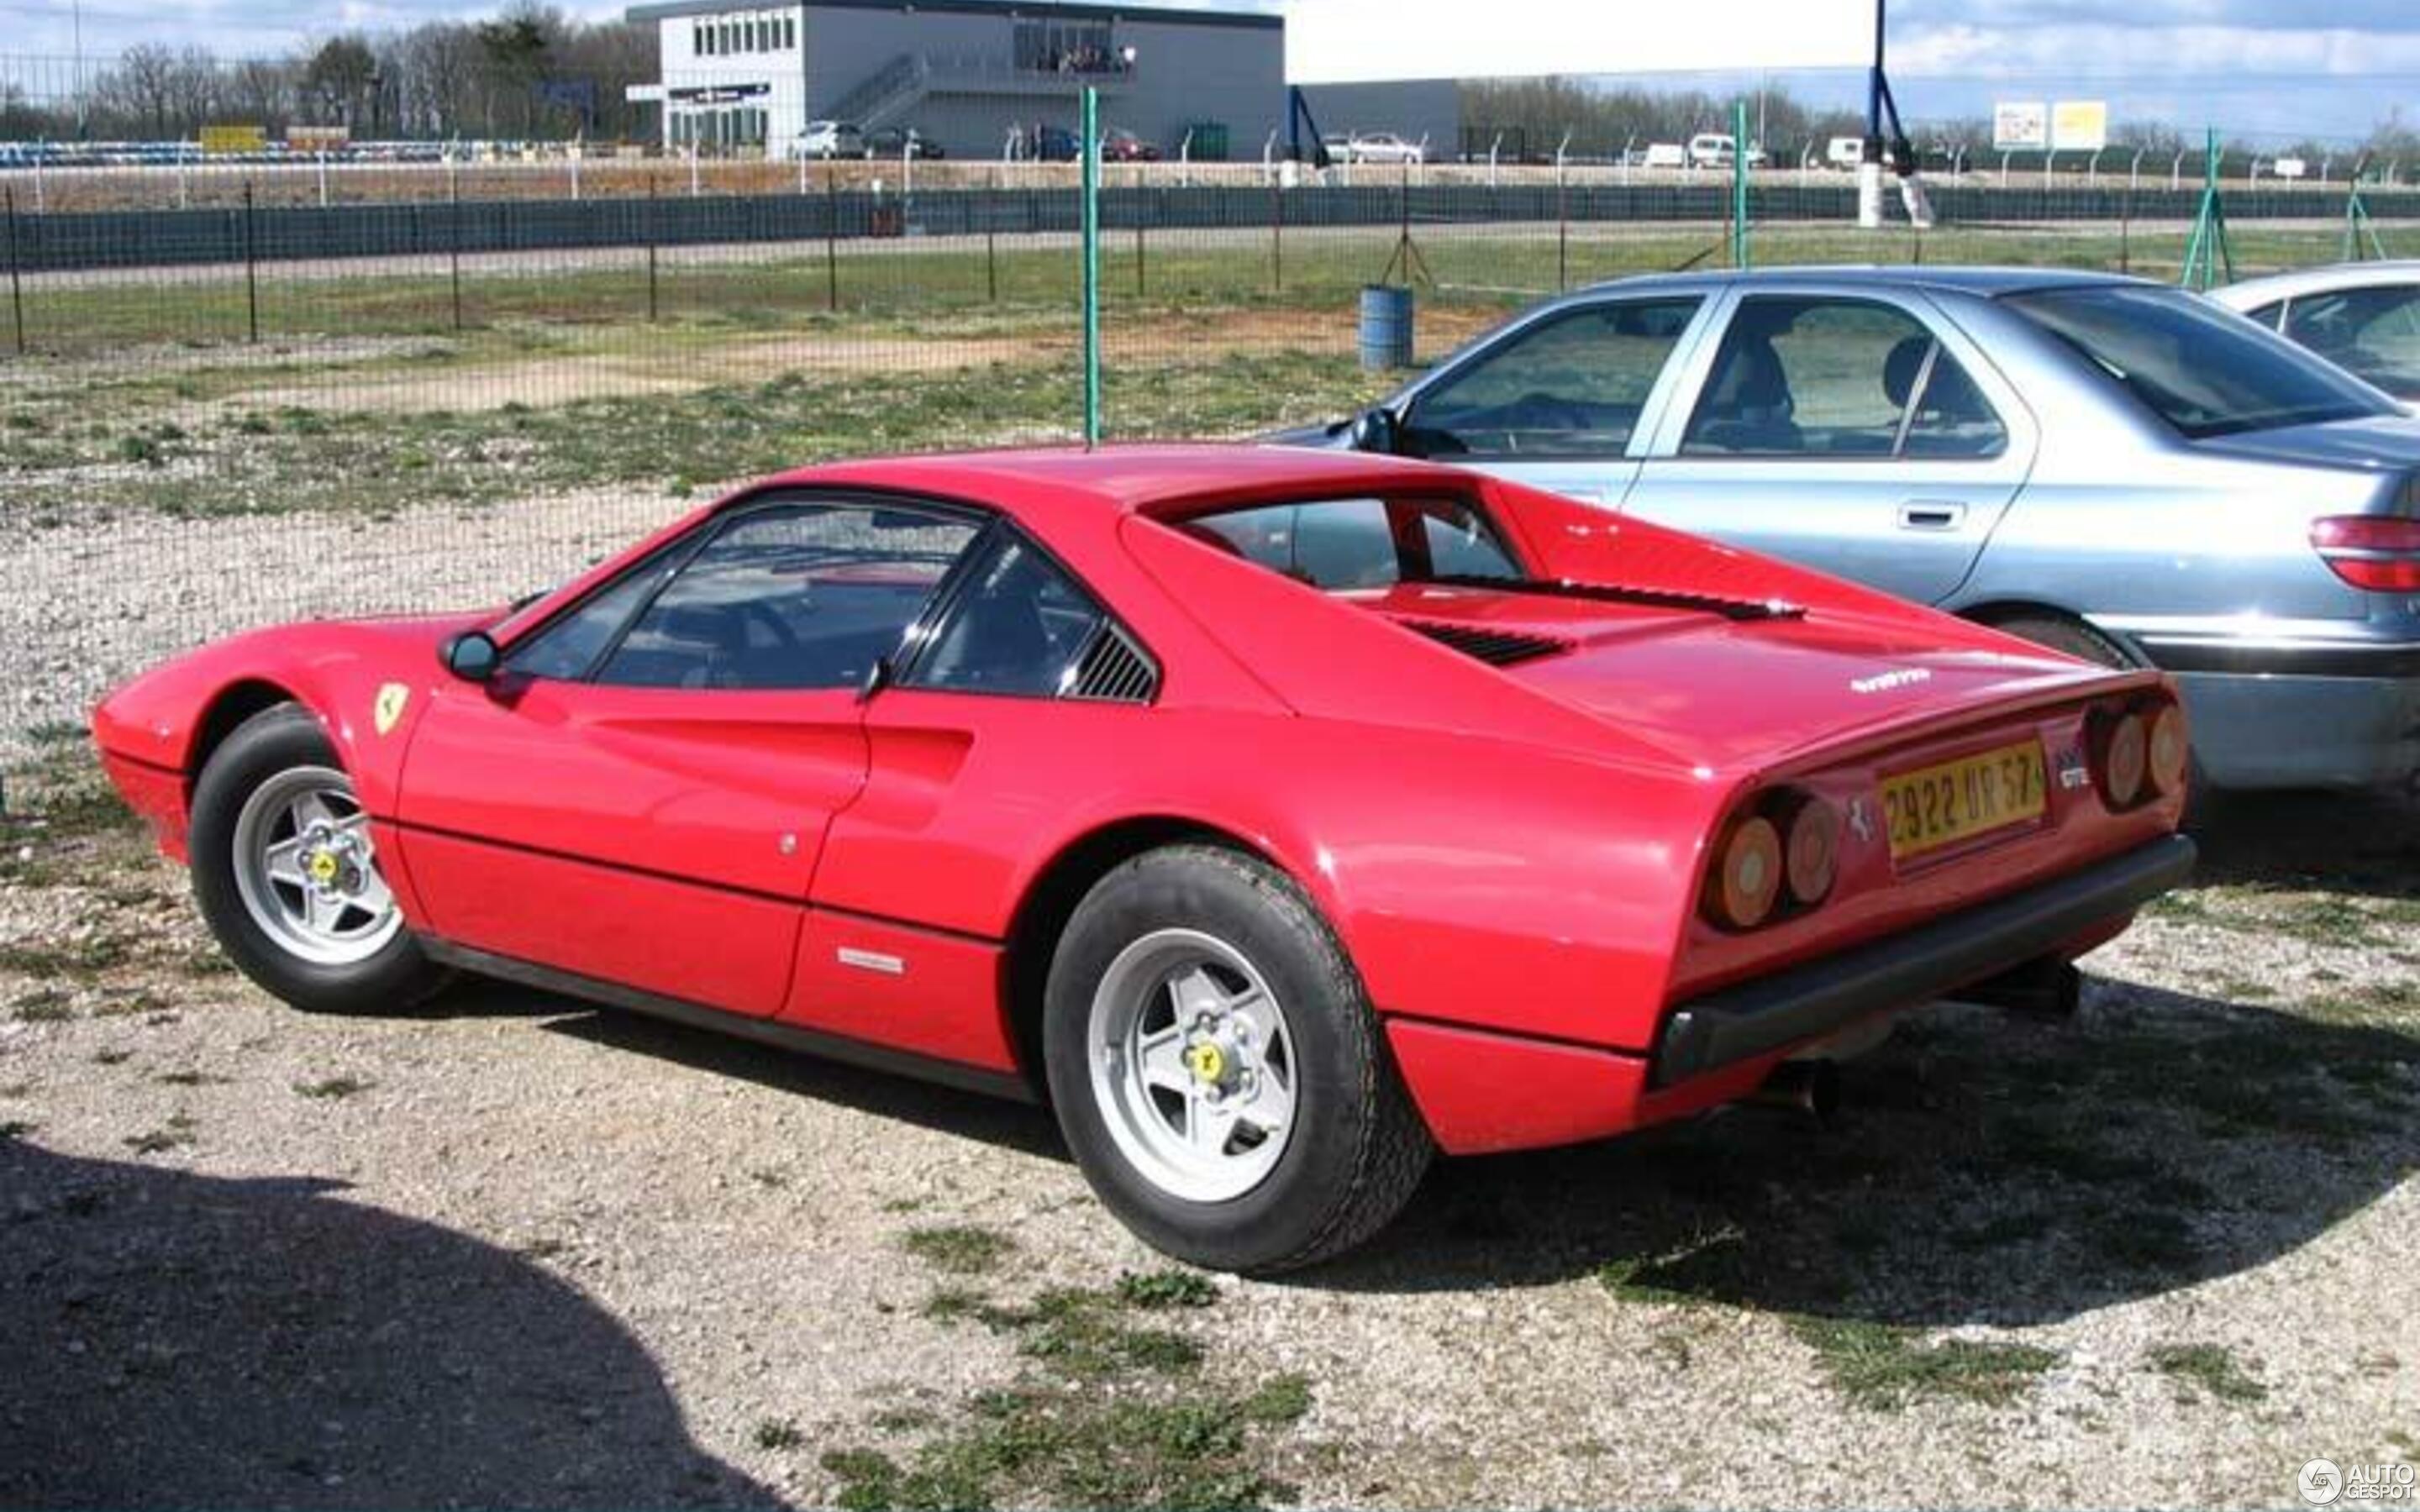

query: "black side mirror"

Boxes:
[1348, 407, 1402, 454]
[439, 630, 501, 683]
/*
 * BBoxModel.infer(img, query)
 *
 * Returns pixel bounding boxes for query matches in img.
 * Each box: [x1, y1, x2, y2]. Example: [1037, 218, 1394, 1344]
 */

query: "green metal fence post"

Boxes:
[2181, 127, 2234, 291]
[5, 186, 24, 356]
[452, 165, 468, 330]
[1081, 84, 1101, 448]
[1730, 99, 1750, 270]
[825, 165, 839, 312]
[242, 179, 260, 343]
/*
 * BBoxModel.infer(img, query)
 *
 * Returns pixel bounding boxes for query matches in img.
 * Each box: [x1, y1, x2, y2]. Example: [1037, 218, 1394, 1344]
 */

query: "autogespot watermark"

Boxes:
[2302, 1458, 2419, 1504]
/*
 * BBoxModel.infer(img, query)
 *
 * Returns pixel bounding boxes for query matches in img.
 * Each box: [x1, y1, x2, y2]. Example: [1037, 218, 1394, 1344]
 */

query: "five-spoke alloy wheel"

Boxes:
[1045, 845, 1433, 1274]
[189, 704, 446, 1015]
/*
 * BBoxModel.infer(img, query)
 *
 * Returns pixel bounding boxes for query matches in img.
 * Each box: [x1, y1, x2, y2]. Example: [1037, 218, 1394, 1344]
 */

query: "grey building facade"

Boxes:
[624, 0, 1284, 161]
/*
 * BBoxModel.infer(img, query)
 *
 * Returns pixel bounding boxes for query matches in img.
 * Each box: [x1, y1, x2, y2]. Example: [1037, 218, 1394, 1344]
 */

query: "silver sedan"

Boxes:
[1286, 267, 2420, 792]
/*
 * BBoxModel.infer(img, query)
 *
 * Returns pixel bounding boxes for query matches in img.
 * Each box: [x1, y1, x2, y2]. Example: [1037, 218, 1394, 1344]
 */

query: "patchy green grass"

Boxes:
[1791, 1319, 2063, 1411]
[827, 1268, 1309, 1512]
[11, 988, 76, 1023]
[901, 1224, 1017, 1277]
[0, 1119, 37, 1140]
[294, 1075, 376, 1100]
[124, 1112, 198, 1154]
[2147, 1342, 2269, 1404]
[752, 1417, 807, 1452]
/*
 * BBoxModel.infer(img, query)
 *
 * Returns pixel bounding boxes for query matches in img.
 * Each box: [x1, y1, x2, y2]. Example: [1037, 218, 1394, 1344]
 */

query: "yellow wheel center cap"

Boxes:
[1184, 1041, 1227, 1084]
[308, 851, 340, 885]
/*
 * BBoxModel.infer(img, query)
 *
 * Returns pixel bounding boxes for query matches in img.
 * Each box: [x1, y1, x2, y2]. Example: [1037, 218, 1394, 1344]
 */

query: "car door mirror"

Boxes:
[1349, 407, 1402, 455]
[439, 630, 501, 683]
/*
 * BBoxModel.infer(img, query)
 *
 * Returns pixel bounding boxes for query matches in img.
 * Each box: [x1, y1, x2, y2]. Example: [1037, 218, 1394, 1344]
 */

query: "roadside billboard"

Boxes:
[2051, 100, 2108, 152]
[199, 123, 266, 155]
[1992, 102, 2048, 151]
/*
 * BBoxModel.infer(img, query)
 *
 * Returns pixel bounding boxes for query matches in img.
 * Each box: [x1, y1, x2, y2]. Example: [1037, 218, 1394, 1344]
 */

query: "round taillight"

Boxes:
[1707, 815, 1783, 930]
[2098, 711, 2148, 809]
[1783, 798, 1841, 906]
[2147, 704, 2189, 796]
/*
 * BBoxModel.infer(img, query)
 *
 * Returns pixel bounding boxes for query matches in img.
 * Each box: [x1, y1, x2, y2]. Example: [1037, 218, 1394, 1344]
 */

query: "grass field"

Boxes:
[8, 217, 2417, 528]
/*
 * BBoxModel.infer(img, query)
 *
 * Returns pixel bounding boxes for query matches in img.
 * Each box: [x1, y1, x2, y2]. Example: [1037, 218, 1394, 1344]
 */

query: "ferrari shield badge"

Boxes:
[373, 683, 410, 737]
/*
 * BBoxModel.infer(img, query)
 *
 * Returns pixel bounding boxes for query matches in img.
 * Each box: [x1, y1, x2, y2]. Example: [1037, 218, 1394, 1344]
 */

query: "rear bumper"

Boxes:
[1652, 833, 2196, 1085]
[2153, 661, 2420, 791]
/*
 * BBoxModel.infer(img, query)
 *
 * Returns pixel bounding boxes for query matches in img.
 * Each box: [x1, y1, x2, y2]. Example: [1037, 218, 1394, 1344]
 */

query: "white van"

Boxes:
[1642, 141, 1687, 170]
[1686, 133, 1767, 171]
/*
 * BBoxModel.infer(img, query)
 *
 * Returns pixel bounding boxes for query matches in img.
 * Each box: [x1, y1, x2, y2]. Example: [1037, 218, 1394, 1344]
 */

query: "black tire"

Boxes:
[187, 703, 448, 1015]
[1988, 612, 2136, 670]
[1042, 844, 1433, 1273]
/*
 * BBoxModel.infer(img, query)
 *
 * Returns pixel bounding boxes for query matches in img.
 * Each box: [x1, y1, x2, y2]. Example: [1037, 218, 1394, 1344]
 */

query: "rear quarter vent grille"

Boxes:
[1066, 626, 1160, 704]
[1399, 618, 1572, 668]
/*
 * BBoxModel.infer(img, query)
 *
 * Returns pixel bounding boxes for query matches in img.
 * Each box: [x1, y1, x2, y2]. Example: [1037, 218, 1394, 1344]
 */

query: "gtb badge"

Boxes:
[2055, 744, 2091, 790]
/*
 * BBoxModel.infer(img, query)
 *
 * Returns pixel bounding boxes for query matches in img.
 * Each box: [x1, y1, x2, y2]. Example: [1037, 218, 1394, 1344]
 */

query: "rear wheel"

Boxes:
[188, 704, 446, 1014]
[1043, 845, 1433, 1273]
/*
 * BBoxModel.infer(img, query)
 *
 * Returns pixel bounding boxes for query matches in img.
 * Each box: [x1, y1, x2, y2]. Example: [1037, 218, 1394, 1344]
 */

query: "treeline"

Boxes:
[0, 4, 655, 142]
[1460, 76, 2420, 171]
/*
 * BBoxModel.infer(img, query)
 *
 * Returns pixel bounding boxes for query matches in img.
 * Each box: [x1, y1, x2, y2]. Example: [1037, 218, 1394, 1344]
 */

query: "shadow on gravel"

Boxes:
[0, 1138, 784, 1511]
[2186, 788, 2420, 901]
[1313, 979, 2420, 1324]
[502, 990, 1066, 1162]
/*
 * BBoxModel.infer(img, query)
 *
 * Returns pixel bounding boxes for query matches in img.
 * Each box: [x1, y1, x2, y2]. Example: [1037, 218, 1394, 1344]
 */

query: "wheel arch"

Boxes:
[999, 815, 1307, 1092]
[1958, 599, 2151, 667]
[187, 678, 313, 784]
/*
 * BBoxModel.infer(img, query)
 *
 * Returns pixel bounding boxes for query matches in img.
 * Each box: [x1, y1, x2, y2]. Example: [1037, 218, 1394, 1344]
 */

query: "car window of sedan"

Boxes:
[1182, 496, 1524, 590]
[1679, 296, 2007, 459]
[2281, 286, 2420, 399]
[582, 503, 980, 690]
[1404, 298, 1701, 458]
[902, 533, 1113, 697]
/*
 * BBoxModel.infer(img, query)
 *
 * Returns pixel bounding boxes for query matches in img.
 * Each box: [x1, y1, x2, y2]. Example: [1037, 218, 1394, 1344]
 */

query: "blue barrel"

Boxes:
[1358, 283, 1414, 370]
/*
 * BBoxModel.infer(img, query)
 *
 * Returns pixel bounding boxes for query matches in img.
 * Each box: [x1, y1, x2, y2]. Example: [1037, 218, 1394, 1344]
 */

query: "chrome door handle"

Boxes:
[1897, 500, 1966, 530]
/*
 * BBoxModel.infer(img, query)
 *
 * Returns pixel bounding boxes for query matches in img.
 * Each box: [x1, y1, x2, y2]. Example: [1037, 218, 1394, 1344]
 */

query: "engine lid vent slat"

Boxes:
[1396, 617, 1572, 668]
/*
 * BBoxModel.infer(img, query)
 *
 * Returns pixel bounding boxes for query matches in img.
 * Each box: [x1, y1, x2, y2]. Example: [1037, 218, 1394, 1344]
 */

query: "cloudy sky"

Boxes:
[3, 0, 2416, 141]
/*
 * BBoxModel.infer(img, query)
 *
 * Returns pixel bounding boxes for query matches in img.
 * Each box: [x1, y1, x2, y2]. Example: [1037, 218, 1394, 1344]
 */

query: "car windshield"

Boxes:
[1178, 495, 1527, 591]
[2004, 284, 2394, 439]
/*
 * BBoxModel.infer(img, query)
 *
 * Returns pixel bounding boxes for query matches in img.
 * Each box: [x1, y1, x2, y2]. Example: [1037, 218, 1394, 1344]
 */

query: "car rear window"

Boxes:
[1178, 495, 1526, 591]
[2004, 284, 2394, 439]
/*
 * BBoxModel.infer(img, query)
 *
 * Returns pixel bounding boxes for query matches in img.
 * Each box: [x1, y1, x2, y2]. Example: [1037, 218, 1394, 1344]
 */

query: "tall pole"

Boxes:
[1860, 0, 1887, 228]
[1732, 98, 1750, 270]
[1081, 84, 1101, 449]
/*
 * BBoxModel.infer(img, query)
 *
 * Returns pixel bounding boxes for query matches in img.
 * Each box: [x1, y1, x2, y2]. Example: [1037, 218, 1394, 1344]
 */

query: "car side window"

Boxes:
[904, 533, 1115, 697]
[505, 550, 684, 681]
[592, 502, 981, 690]
[1405, 298, 1702, 458]
[1182, 495, 1524, 591]
[1681, 296, 2007, 459]
[2282, 286, 2420, 398]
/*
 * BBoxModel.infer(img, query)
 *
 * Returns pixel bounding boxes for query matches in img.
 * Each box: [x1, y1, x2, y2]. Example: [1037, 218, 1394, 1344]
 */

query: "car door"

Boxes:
[792, 525, 1154, 1071]
[1622, 289, 2037, 605]
[1392, 293, 1715, 509]
[394, 494, 985, 1019]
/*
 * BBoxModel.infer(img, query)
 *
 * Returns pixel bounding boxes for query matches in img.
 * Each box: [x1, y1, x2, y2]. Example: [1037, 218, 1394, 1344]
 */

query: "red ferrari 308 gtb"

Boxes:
[95, 446, 2194, 1271]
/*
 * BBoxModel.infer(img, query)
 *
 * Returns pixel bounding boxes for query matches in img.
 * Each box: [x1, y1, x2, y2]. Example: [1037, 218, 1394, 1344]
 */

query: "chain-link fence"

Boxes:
[4, 149, 2417, 769]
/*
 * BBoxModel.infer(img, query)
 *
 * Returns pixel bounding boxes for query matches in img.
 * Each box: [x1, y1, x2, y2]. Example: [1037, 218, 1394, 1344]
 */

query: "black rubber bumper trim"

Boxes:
[1653, 833, 2197, 1086]
[2139, 638, 2420, 680]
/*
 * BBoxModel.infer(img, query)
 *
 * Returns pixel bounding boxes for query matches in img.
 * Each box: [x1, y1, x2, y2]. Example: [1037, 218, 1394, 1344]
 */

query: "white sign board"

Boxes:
[1286, 0, 1871, 85]
[1992, 102, 2048, 151]
[2050, 100, 2107, 152]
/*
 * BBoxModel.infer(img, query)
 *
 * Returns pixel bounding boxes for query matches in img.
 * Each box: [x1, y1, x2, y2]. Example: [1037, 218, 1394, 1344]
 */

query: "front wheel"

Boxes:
[187, 704, 447, 1014]
[1043, 845, 1433, 1273]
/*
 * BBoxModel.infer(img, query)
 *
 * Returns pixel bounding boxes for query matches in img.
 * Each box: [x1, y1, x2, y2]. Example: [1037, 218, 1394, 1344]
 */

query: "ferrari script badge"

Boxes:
[373, 683, 409, 737]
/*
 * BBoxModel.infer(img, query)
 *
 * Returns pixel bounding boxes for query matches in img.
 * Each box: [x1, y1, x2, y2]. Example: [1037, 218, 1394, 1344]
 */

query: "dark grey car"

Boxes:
[1283, 267, 2420, 792]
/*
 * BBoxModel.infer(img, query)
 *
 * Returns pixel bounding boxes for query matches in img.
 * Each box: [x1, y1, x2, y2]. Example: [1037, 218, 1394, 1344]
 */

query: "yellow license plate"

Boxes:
[1880, 741, 2047, 860]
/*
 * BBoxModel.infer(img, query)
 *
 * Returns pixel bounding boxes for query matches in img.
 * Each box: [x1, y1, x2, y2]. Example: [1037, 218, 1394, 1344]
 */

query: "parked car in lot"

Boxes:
[1687, 133, 1768, 170]
[863, 125, 943, 160]
[1340, 132, 1425, 165]
[2210, 262, 2420, 407]
[1100, 127, 1160, 162]
[797, 120, 865, 158]
[1641, 141, 1688, 170]
[93, 445, 2191, 1272]
[1280, 267, 2420, 792]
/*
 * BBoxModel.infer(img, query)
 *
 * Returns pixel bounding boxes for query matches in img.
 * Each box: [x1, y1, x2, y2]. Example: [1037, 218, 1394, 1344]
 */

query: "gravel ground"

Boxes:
[1, 726, 2415, 1507]
[0, 486, 690, 764]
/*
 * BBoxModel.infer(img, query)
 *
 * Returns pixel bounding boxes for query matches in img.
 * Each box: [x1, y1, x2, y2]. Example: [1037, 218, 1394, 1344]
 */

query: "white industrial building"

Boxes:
[623, 0, 1286, 160]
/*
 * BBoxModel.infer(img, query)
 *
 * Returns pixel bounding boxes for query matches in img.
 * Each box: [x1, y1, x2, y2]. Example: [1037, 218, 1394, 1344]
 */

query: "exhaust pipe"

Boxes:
[1957, 957, 2082, 1021]
[1745, 1058, 1840, 1123]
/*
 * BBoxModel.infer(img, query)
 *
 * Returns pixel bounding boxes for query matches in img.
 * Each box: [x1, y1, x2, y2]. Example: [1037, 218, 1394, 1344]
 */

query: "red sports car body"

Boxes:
[95, 445, 2193, 1270]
